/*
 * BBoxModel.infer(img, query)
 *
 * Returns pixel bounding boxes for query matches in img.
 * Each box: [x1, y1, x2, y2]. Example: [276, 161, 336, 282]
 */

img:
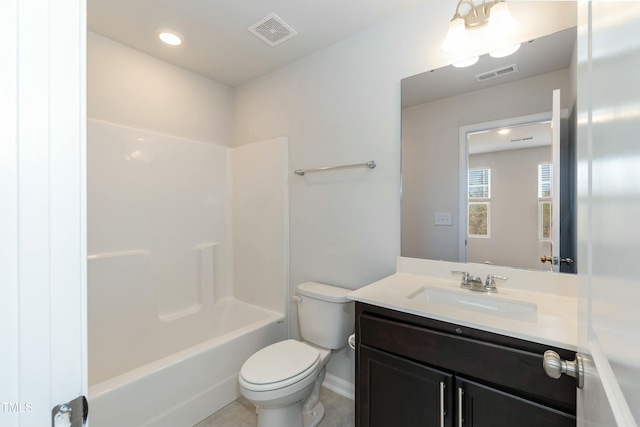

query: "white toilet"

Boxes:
[238, 282, 354, 427]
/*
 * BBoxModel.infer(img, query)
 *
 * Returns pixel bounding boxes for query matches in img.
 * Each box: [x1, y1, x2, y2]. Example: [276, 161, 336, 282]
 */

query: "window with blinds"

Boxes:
[469, 168, 491, 198]
[468, 168, 491, 237]
[538, 163, 553, 198]
[538, 163, 552, 240]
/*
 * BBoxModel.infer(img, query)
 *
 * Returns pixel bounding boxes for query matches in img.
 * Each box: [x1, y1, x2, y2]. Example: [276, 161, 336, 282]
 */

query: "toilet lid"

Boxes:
[240, 339, 320, 386]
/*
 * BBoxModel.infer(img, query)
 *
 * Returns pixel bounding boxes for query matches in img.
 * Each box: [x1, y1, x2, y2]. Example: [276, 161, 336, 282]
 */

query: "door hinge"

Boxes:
[52, 395, 88, 427]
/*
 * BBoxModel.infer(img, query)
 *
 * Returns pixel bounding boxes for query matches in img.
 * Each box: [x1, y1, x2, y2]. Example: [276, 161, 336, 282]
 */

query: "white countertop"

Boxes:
[348, 258, 578, 351]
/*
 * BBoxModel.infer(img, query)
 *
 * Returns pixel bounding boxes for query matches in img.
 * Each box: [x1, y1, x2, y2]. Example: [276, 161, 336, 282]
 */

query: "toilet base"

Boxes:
[303, 402, 325, 427]
[302, 364, 326, 427]
[257, 400, 303, 427]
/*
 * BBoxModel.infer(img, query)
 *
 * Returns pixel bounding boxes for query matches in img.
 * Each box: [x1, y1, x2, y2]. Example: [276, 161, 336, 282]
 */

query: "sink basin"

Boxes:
[408, 286, 538, 322]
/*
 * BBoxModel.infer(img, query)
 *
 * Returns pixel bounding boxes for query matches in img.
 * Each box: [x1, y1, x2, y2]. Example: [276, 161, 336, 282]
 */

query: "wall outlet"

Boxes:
[435, 212, 452, 226]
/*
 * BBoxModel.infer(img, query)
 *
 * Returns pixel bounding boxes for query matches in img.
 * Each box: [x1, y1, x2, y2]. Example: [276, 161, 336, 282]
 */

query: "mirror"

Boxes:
[401, 27, 577, 273]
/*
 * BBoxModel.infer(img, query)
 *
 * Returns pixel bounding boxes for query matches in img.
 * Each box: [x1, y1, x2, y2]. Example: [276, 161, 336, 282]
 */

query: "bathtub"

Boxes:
[88, 300, 286, 427]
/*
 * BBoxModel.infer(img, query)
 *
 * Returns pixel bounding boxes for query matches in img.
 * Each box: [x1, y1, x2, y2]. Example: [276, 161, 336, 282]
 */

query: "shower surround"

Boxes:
[87, 119, 289, 427]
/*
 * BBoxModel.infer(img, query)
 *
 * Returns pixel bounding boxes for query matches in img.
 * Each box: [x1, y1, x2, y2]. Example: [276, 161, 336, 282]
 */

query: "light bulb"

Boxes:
[486, 2, 517, 39]
[441, 17, 469, 53]
[159, 31, 183, 46]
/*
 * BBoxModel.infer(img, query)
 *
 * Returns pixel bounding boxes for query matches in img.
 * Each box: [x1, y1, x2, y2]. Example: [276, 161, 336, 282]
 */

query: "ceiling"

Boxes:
[468, 121, 551, 155]
[88, 0, 430, 87]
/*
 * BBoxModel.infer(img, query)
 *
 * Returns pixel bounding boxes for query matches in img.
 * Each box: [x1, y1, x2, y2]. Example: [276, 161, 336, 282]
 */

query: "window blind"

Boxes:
[468, 168, 491, 199]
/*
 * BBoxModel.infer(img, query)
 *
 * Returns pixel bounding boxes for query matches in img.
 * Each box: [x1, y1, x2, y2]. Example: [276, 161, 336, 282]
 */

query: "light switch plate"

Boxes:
[435, 212, 452, 226]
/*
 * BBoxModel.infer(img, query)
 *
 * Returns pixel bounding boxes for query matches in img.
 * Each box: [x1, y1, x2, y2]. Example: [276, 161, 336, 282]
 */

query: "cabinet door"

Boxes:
[455, 377, 575, 427]
[358, 345, 453, 427]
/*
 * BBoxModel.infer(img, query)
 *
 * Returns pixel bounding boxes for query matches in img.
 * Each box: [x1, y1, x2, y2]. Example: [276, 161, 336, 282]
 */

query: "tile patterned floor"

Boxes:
[193, 387, 354, 427]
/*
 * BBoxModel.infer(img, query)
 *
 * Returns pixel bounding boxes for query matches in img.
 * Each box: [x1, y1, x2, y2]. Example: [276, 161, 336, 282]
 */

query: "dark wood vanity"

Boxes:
[355, 302, 577, 427]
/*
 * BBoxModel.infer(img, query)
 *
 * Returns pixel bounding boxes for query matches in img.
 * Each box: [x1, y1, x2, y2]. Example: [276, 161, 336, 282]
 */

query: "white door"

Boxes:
[550, 89, 561, 273]
[0, 0, 87, 426]
[572, 1, 640, 426]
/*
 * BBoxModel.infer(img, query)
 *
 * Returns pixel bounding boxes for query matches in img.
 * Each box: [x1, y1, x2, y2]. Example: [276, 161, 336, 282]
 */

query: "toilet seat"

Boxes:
[239, 340, 320, 392]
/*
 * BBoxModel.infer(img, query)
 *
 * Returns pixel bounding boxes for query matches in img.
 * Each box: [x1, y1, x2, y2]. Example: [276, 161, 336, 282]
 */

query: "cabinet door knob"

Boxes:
[542, 350, 584, 389]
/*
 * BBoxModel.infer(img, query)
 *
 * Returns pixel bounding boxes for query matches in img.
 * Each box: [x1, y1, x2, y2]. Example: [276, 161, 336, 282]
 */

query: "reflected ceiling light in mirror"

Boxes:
[159, 30, 183, 46]
[452, 56, 480, 68]
[441, 0, 517, 56]
[489, 43, 521, 58]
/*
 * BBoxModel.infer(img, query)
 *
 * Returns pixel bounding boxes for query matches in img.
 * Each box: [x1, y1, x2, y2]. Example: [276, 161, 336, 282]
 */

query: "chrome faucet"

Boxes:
[452, 271, 508, 293]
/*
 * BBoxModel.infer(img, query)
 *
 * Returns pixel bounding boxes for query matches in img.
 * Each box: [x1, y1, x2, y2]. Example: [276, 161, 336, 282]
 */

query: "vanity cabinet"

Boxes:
[359, 346, 453, 426]
[355, 302, 576, 427]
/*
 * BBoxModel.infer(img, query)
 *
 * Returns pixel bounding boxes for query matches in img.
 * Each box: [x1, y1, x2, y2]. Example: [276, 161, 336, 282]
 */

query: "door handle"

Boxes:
[542, 350, 584, 388]
[540, 256, 575, 265]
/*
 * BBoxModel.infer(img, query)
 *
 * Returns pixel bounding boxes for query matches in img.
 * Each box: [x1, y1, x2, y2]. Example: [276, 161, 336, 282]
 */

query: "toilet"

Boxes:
[238, 282, 354, 427]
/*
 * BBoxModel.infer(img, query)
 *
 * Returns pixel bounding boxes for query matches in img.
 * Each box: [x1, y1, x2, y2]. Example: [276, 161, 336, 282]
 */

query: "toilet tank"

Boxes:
[296, 282, 354, 350]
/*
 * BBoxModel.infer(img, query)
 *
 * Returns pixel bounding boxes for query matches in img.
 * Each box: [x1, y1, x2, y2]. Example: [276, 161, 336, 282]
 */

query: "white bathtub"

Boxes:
[88, 300, 285, 427]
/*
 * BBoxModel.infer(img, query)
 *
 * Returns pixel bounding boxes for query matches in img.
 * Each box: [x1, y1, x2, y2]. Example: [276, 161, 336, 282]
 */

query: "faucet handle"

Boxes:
[452, 271, 473, 289]
[451, 270, 470, 278]
[485, 274, 508, 292]
[451, 270, 482, 290]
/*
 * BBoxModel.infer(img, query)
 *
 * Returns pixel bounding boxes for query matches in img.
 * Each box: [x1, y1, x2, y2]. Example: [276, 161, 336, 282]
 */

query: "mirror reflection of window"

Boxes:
[466, 120, 553, 270]
[468, 168, 491, 237]
[538, 163, 553, 240]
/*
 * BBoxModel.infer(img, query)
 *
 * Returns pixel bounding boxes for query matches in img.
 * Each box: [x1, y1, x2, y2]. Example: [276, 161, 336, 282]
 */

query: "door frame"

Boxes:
[458, 111, 559, 263]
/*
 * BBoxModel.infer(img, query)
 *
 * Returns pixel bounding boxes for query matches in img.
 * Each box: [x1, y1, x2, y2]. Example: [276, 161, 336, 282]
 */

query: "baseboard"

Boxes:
[323, 373, 355, 400]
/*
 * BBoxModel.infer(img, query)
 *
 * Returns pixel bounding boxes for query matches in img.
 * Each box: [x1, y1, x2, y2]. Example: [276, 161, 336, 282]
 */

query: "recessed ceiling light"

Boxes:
[159, 31, 183, 46]
[497, 128, 511, 135]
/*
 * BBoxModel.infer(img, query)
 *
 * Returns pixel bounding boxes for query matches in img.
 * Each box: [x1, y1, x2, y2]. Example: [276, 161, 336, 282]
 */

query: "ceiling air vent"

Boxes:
[248, 13, 298, 47]
[475, 64, 519, 82]
[510, 136, 534, 143]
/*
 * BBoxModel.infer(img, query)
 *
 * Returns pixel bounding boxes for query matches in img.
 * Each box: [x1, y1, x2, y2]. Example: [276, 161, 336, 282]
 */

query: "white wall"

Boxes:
[233, 1, 576, 385]
[402, 69, 571, 262]
[87, 32, 233, 145]
[232, 138, 289, 315]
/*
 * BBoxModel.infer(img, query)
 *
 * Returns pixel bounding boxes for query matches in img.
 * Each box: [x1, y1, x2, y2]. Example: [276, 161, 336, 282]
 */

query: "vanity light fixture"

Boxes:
[441, 0, 518, 59]
[158, 30, 183, 46]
